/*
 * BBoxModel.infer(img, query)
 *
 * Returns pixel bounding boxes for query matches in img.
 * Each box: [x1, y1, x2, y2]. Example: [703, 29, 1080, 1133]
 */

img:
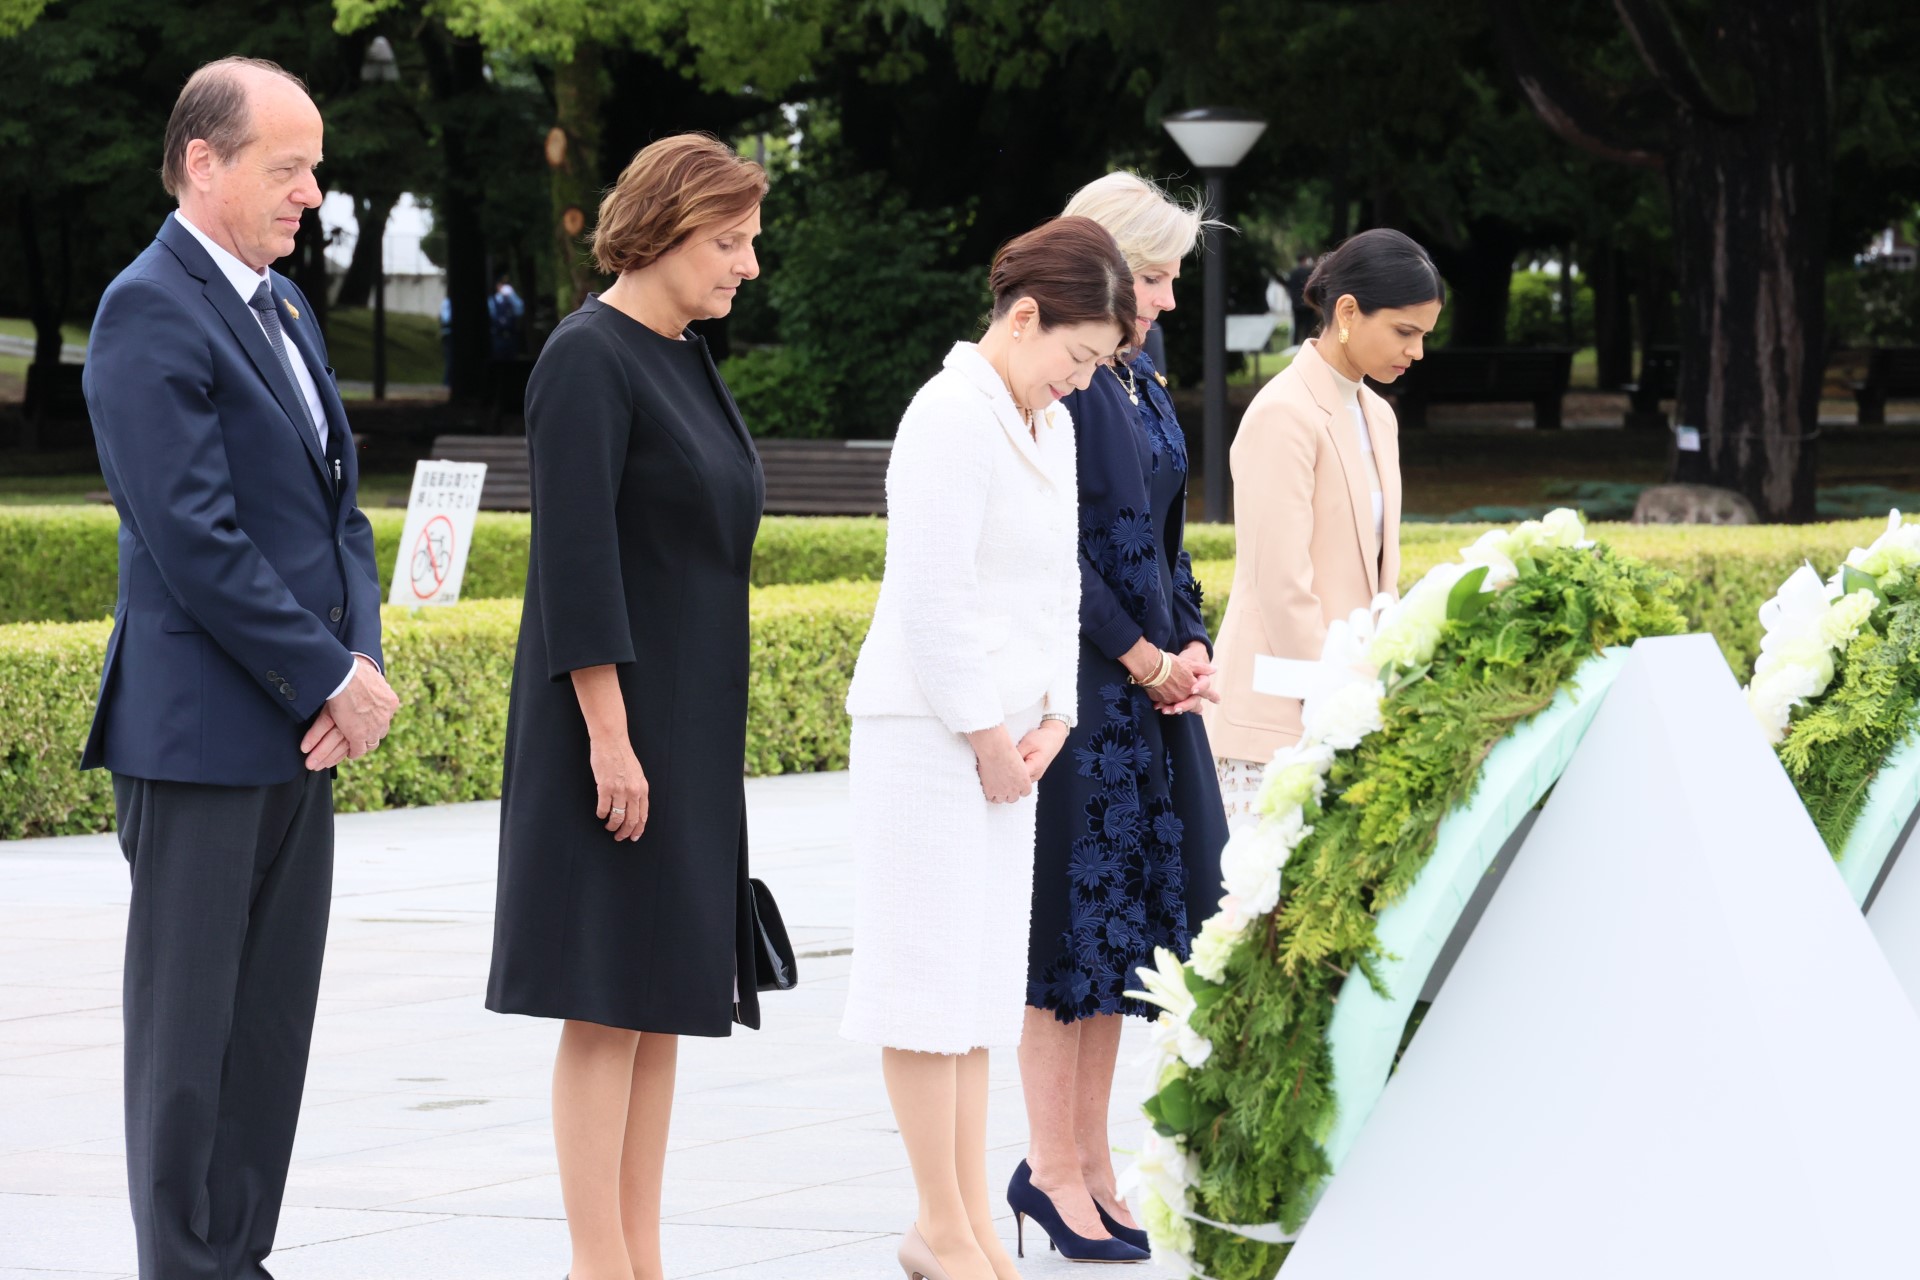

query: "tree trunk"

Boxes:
[1588, 242, 1635, 387]
[287, 206, 332, 336]
[334, 193, 397, 311]
[550, 42, 605, 319]
[1664, 4, 1828, 522]
[18, 192, 74, 446]
[425, 29, 493, 404]
[1425, 219, 1519, 346]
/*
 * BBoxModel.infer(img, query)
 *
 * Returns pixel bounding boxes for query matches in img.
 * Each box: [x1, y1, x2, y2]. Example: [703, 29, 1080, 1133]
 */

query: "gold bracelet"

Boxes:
[1131, 649, 1174, 689]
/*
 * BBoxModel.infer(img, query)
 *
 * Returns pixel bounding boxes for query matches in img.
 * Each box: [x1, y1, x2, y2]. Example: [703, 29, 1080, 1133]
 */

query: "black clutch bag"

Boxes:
[749, 877, 797, 992]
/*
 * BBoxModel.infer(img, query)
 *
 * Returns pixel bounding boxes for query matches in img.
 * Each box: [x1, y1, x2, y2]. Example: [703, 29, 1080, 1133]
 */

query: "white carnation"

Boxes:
[1188, 913, 1244, 983]
[1300, 678, 1386, 750]
[1219, 819, 1296, 916]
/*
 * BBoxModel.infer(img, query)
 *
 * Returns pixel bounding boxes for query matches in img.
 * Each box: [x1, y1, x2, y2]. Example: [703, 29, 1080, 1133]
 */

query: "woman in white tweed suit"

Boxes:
[842, 216, 1136, 1280]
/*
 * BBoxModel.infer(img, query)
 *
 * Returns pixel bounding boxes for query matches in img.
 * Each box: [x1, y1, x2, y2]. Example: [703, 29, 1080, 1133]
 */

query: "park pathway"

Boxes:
[0, 773, 1183, 1279]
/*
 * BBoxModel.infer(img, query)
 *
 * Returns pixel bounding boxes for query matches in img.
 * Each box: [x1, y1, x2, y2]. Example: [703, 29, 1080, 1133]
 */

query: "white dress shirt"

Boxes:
[172, 211, 330, 453]
[173, 211, 364, 700]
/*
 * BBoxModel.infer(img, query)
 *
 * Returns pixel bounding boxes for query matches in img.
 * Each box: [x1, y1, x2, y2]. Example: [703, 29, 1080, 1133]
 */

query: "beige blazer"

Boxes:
[1202, 339, 1402, 763]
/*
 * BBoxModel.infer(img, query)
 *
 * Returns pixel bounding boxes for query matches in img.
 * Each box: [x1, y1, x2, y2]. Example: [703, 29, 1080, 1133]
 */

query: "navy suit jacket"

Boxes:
[81, 216, 384, 785]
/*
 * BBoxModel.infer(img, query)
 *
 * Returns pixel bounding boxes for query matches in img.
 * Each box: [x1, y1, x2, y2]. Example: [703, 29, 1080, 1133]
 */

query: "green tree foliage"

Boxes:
[723, 168, 987, 438]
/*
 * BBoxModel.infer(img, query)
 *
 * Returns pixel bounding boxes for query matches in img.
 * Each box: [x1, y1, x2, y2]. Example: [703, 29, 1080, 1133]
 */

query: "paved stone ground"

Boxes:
[0, 773, 1184, 1279]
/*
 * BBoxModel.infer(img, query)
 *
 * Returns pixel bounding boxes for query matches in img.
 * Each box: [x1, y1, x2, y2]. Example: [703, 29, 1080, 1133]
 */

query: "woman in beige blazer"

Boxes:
[1203, 229, 1445, 819]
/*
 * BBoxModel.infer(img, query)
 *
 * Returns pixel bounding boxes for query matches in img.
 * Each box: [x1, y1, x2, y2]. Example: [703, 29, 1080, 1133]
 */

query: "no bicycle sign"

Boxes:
[389, 460, 487, 607]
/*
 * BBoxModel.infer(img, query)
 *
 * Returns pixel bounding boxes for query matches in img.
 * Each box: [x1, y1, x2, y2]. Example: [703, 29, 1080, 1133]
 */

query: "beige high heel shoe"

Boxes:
[898, 1224, 955, 1280]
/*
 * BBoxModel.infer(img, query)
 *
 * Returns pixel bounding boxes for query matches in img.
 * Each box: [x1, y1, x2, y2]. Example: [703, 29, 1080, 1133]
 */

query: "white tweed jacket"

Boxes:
[846, 342, 1082, 733]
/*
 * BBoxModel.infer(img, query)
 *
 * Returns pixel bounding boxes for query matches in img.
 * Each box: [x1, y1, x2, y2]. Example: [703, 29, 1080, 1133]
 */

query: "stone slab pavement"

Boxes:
[0, 773, 1187, 1279]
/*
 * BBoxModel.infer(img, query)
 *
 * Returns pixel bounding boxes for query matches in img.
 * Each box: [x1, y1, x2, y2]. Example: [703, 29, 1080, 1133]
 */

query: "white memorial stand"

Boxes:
[1284, 635, 1920, 1279]
[1866, 803, 1920, 1013]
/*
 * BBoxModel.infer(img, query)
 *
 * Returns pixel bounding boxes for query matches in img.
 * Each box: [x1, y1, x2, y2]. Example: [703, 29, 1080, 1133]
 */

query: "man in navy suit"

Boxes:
[82, 56, 400, 1279]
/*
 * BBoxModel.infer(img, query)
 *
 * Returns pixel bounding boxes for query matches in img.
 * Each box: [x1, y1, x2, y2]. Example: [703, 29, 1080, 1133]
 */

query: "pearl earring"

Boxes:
[1339, 327, 1350, 345]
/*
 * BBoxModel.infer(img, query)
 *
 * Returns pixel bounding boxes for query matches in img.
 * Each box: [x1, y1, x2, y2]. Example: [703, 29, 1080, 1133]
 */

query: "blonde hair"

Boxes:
[591, 133, 768, 275]
[1061, 171, 1218, 274]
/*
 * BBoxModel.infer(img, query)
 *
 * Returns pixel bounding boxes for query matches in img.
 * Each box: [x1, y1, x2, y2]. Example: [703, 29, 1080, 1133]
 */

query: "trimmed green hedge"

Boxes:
[1199, 521, 1891, 675]
[0, 508, 899, 623]
[1, 517, 1897, 838]
[0, 585, 881, 839]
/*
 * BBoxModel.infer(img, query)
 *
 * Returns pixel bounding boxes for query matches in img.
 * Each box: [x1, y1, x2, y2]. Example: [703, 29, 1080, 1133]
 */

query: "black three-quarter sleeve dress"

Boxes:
[487, 295, 766, 1036]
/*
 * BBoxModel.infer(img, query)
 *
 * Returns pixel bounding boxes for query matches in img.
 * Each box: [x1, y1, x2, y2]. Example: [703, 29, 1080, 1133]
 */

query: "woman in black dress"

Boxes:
[1014, 173, 1230, 1255]
[486, 134, 767, 1280]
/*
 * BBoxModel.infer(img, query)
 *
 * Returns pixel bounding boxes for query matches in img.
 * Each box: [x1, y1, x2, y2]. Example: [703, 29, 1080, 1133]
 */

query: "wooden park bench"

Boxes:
[755, 438, 891, 516]
[1622, 345, 1679, 431]
[1853, 348, 1920, 425]
[1391, 347, 1574, 430]
[408, 435, 532, 510]
[407, 434, 893, 516]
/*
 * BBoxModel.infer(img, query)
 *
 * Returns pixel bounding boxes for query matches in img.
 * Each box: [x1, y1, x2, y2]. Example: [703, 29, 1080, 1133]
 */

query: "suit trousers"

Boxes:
[114, 771, 333, 1280]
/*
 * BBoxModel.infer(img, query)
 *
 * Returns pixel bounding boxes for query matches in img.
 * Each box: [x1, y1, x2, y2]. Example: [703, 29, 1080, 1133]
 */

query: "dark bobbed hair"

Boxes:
[1303, 228, 1445, 331]
[988, 216, 1136, 347]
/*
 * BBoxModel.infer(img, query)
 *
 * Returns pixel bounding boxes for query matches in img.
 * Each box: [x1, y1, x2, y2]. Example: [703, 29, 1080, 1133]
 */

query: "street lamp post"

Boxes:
[360, 37, 400, 401]
[1163, 107, 1267, 522]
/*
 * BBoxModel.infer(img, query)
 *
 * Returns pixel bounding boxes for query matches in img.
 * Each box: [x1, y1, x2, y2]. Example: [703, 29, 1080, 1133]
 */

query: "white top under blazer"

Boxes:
[845, 341, 1082, 732]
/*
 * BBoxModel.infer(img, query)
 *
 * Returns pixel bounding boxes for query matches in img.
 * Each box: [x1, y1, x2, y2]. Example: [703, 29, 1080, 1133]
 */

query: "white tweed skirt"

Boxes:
[840, 702, 1045, 1054]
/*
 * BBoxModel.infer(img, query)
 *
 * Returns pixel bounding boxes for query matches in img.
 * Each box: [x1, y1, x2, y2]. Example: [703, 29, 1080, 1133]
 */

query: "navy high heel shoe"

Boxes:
[1006, 1159, 1149, 1263]
[1094, 1200, 1151, 1254]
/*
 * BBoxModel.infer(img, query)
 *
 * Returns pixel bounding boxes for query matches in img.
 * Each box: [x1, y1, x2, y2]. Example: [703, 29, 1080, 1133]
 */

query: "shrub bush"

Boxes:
[1507, 269, 1594, 347]
[1829, 264, 1920, 347]
[0, 507, 532, 623]
[0, 518, 1900, 837]
[0, 584, 879, 840]
[0, 509, 893, 623]
[718, 345, 843, 439]
[731, 168, 989, 439]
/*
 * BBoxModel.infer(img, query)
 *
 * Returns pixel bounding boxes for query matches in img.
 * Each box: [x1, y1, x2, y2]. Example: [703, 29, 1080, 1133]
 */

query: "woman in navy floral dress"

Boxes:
[1013, 173, 1229, 1255]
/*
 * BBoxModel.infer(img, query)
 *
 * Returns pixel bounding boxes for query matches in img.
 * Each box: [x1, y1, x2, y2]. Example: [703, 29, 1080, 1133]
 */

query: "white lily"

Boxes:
[1127, 947, 1213, 1068]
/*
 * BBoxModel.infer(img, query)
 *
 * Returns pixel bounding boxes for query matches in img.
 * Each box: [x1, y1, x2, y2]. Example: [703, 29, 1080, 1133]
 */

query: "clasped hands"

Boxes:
[969, 718, 1069, 805]
[1123, 638, 1220, 715]
[301, 655, 402, 770]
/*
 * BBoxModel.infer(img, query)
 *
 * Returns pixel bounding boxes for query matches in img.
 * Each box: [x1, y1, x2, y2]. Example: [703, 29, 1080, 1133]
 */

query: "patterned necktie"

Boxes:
[248, 280, 323, 451]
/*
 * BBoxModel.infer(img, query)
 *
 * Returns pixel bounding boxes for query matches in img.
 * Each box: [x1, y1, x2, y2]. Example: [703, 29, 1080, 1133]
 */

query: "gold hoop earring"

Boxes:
[1339, 327, 1350, 345]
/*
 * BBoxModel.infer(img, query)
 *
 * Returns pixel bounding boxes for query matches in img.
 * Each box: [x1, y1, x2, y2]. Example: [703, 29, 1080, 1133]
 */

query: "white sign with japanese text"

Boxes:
[389, 459, 487, 607]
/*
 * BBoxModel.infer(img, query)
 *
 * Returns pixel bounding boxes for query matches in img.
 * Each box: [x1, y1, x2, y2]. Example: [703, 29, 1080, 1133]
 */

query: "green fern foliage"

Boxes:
[1151, 542, 1685, 1280]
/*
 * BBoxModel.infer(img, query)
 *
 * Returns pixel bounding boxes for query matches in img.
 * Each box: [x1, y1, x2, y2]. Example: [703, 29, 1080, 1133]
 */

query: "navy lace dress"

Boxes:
[1027, 349, 1230, 1022]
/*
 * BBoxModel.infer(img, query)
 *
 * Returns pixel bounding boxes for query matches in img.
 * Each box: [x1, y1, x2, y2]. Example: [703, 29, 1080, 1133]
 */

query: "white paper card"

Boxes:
[388, 459, 487, 607]
[1253, 653, 1368, 701]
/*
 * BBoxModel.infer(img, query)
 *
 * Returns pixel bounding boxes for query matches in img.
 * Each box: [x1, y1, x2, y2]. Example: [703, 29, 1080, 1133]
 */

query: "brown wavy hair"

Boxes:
[591, 133, 769, 275]
[989, 216, 1136, 347]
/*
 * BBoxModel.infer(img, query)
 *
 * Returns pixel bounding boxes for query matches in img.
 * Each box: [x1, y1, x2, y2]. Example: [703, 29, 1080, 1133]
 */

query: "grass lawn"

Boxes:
[325, 308, 444, 386]
[0, 470, 421, 507]
[1228, 345, 1603, 389]
[0, 317, 91, 384]
[0, 311, 444, 389]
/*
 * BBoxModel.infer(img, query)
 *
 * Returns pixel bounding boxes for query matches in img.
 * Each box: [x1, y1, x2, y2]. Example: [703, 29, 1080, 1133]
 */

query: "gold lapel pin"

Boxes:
[1154, 372, 1168, 387]
[283, 298, 300, 321]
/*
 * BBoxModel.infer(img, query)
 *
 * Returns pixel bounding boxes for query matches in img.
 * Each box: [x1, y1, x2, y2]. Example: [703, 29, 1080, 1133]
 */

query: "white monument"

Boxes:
[1284, 634, 1920, 1279]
